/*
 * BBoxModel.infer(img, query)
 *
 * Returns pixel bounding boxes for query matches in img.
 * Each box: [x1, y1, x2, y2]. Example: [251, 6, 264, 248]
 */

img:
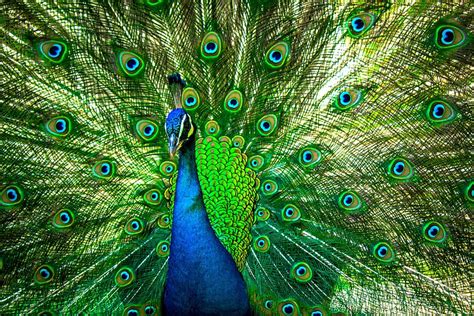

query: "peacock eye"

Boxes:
[264, 300, 273, 309]
[282, 204, 300, 222]
[123, 305, 143, 316]
[182, 87, 201, 110]
[255, 207, 270, 221]
[135, 119, 158, 141]
[200, 32, 222, 59]
[372, 242, 395, 263]
[118, 52, 145, 77]
[46, 116, 72, 137]
[159, 161, 176, 177]
[334, 88, 362, 110]
[253, 235, 271, 253]
[265, 41, 289, 69]
[248, 155, 264, 171]
[34, 264, 54, 284]
[92, 160, 116, 180]
[205, 120, 220, 136]
[261, 179, 278, 196]
[125, 217, 144, 235]
[387, 158, 414, 180]
[1, 185, 24, 206]
[144, 189, 162, 206]
[127, 309, 139, 316]
[144, 305, 156, 314]
[278, 300, 299, 316]
[232, 135, 245, 149]
[309, 306, 326, 316]
[156, 240, 170, 257]
[425, 100, 456, 125]
[422, 221, 447, 243]
[346, 12, 376, 37]
[157, 213, 171, 228]
[338, 190, 363, 213]
[52, 209, 75, 228]
[39, 40, 68, 63]
[299, 147, 322, 168]
[115, 267, 135, 287]
[290, 262, 313, 283]
[257, 114, 278, 136]
[224, 90, 243, 112]
[435, 25, 466, 49]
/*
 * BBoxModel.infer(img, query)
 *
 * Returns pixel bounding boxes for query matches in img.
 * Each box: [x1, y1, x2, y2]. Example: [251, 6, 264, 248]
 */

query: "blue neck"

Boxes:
[164, 136, 250, 316]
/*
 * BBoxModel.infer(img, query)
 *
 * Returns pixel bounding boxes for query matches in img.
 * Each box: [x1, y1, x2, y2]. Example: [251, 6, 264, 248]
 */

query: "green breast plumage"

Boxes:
[166, 134, 259, 271]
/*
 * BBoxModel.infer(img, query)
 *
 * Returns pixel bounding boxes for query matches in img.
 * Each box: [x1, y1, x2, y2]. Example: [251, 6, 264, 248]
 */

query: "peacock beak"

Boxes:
[168, 133, 179, 157]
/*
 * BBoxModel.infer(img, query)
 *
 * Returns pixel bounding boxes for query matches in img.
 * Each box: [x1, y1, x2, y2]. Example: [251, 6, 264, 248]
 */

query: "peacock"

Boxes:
[0, 0, 472, 315]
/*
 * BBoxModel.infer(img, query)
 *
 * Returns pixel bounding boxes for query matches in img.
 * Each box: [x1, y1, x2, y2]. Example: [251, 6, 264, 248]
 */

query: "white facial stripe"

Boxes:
[178, 114, 187, 140]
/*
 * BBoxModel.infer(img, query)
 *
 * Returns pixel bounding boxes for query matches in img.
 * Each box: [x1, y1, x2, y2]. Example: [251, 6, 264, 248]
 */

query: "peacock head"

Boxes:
[165, 108, 195, 156]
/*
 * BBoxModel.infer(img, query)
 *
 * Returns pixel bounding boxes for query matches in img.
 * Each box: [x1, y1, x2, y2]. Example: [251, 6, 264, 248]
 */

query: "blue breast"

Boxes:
[163, 141, 250, 316]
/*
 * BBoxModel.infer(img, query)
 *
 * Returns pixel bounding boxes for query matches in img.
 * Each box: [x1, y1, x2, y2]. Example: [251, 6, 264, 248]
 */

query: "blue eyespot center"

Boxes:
[432, 104, 445, 119]
[352, 17, 365, 32]
[258, 210, 264, 216]
[339, 91, 351, 105]
[144, 125, 154, 136]
[121, 271, 130, 280]
[48, 44, 62, 58]
[205, 41, 218, 54]
[6, 188, 18, 201]
[228, 98, 239, 108]
[40, 268, 50, 278]
[286, 208, 294, 217]
[343, 195, 353, 206]
[377, 246, 388, 257]
[131, 221, 139, 230]
[296, 267, 306, 276]
[145, 306, 155, 314]
[428, 225, 439, 238]
[101, 163, 111, 175]
[312, 312, 323, 316]
[283, 304, 294, 314]
[55, 119, 66, 133]
[303, 151, 312, 162]
[269, 50, 282, 63]
[162, 244, 168, 251]
[166, 166, 173, 172]
[60, 212, 70, 223]
[265, 300, 273, 308]
[393, 162, 405, 175]
[441, 28, 455, 45]
[126, 58, 139, 71]
[261, 121, 271, 131]
[151, 192, 159, 200]
[128, 310, 139, 316]
[186, 96, 196, 106]
[252, 160, 258, 166]
[265, 184, 271, 190]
